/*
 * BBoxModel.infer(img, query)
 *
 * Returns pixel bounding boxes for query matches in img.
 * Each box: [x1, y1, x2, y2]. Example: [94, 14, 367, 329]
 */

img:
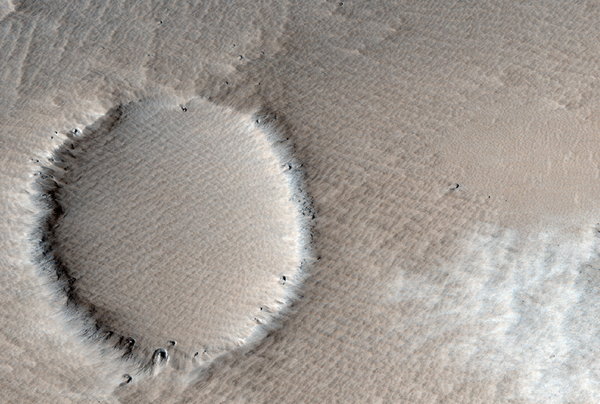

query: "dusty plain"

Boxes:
[2, 1, 600, 403]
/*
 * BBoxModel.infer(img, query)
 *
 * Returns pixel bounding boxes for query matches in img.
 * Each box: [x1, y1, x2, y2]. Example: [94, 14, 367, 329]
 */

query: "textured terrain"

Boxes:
[2, 1, 600, 403]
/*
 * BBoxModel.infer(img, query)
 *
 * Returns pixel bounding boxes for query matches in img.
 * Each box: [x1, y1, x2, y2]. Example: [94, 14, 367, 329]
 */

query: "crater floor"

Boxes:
[44, 96, 307, 367]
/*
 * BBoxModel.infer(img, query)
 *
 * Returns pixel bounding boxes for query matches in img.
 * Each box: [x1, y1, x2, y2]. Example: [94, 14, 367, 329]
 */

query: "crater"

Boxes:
[33, 96, 313, 369]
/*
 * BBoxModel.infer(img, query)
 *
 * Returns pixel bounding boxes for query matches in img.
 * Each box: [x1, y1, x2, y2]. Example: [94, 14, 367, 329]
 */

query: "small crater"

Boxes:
[120, 374, 132, 386]
[152, 348, 169, 365]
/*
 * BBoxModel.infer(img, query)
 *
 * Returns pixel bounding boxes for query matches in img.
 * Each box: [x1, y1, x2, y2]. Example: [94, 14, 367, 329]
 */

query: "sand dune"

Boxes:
[3, 1, 600, 403]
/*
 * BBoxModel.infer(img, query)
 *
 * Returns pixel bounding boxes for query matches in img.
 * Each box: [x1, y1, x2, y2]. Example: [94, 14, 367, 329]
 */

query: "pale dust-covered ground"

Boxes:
[2, 1, 600, 403]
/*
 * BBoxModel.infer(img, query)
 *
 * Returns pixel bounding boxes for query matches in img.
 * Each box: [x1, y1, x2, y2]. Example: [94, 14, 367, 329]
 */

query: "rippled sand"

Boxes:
[3, 1, 600, 403]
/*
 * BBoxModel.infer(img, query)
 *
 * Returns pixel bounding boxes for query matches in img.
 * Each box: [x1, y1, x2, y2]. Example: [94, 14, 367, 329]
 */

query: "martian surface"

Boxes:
[3, 1, 600, 403]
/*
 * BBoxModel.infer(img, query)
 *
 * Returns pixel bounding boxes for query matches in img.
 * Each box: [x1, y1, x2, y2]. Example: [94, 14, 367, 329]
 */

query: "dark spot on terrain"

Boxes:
[152, 348, 168, 364]
[120, 374, 132, 386]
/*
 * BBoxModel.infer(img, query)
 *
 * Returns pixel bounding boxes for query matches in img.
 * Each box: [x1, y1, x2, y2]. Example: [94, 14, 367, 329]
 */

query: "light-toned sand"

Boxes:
[3, 1, 600, 403]
[439, 94, 600, 230]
